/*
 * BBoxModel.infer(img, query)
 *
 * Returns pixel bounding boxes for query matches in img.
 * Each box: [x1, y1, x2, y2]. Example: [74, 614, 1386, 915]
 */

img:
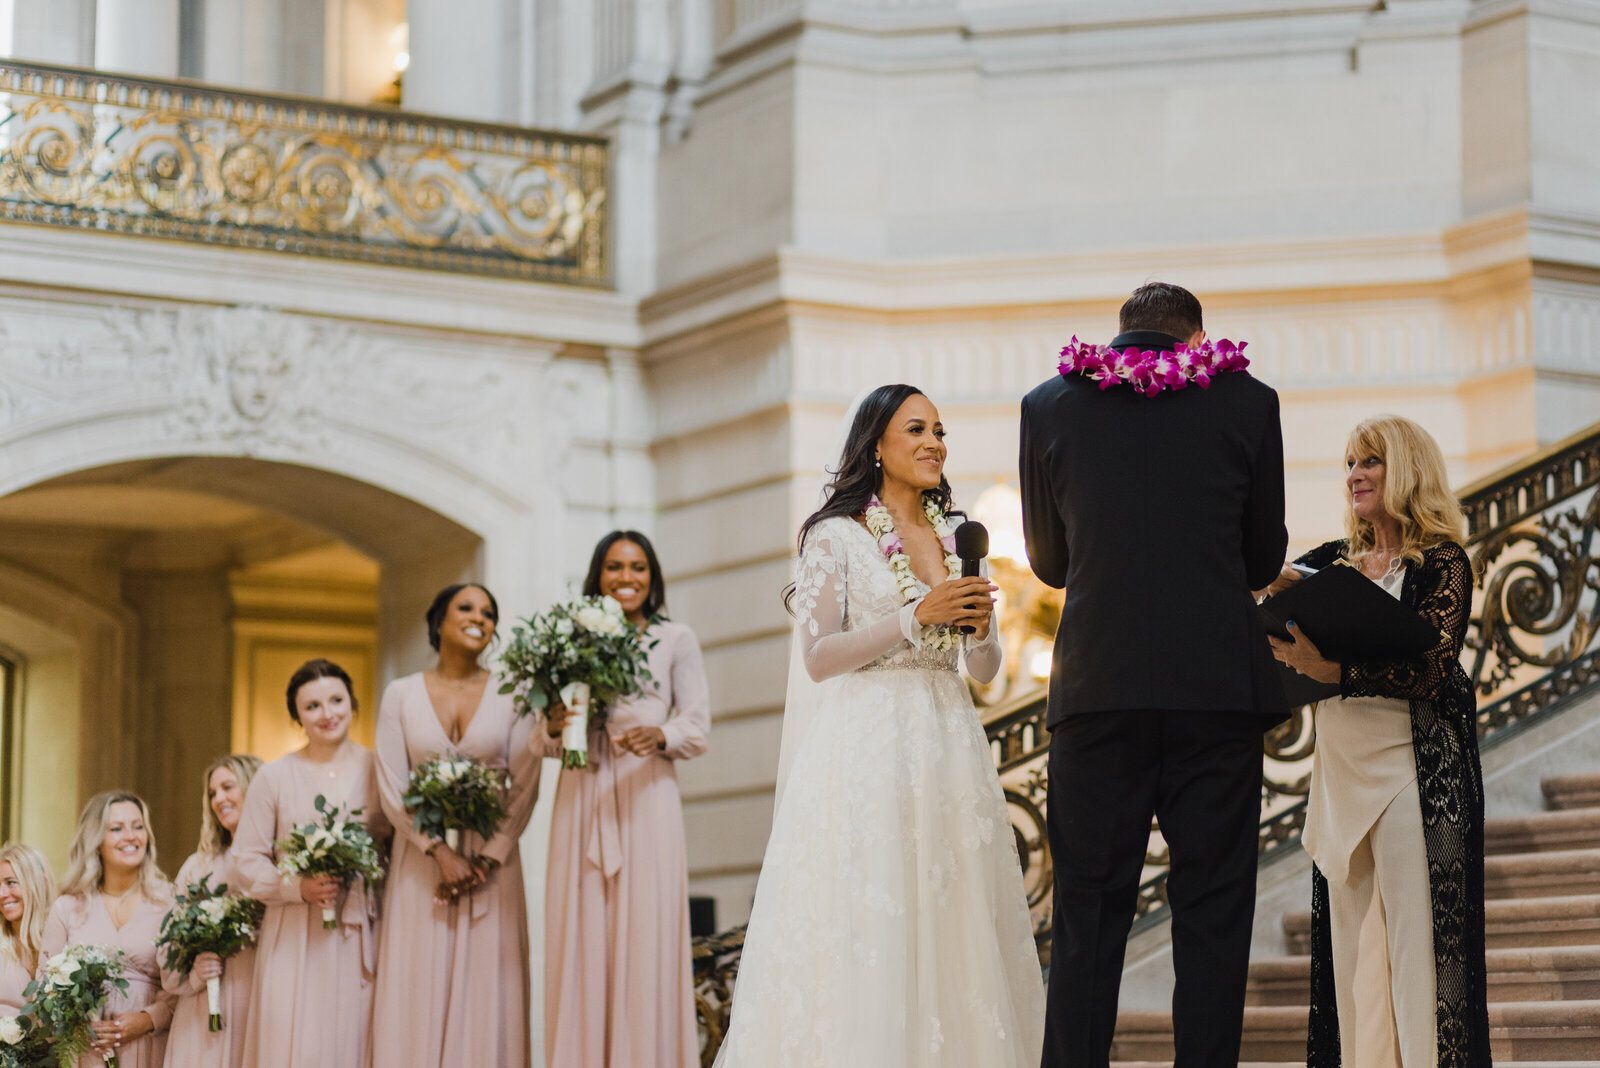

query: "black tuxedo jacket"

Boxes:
[1019, 330, 1290, 726]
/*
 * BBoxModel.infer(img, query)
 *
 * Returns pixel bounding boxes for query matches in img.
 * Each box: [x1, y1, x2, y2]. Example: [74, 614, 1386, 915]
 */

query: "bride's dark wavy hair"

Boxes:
[784, 383, 958, 614]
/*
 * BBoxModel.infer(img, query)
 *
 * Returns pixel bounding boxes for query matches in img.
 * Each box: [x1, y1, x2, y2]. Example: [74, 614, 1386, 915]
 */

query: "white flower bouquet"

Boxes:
[155, 874, 266, 1032]
[274, 795, 385, 929]
[498, 595, 655, 769]
[21, 944, 129, 1067]
[402, 756, 509, 853]
[0, 1010, 49, 1068]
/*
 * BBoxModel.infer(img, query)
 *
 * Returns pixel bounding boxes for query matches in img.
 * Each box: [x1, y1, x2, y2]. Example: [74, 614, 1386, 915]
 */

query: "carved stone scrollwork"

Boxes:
[0, 62, 609, 284]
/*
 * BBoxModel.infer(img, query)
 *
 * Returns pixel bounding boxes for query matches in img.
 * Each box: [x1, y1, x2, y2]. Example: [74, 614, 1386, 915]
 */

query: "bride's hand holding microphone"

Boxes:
[915, 577, 998, 639]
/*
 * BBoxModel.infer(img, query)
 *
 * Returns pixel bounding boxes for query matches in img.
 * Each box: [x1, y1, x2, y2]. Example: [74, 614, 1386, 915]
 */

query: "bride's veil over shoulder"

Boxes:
[771, 387, 874, 813]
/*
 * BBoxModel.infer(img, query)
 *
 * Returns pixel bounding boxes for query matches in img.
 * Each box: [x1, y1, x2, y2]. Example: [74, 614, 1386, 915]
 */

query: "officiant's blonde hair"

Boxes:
[1344, 415, 1466, 569]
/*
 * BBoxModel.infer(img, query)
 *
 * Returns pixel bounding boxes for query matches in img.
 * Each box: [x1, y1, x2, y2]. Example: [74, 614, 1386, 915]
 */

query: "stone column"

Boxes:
[95, 0, 182, 77]
[7, 0, 95, 66]
[404, 0, 519, 122]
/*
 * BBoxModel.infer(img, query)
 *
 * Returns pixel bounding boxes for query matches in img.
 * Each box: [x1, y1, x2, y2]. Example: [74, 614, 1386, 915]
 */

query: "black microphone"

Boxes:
[953, 521, 989, 633]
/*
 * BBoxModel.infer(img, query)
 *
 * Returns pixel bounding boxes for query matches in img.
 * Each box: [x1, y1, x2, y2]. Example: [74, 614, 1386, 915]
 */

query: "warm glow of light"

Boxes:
[972, 479, 1027, 564]
[1030, 649, 1054, 681]
[391, 23, 410, 74]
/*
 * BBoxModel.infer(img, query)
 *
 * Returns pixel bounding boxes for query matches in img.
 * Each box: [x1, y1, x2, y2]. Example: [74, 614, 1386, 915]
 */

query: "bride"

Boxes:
[714, 384, 1045, 1067]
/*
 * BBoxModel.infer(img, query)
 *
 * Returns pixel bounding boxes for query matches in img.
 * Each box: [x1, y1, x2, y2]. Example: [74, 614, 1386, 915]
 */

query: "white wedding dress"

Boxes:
[714, 516, 1046, 1068]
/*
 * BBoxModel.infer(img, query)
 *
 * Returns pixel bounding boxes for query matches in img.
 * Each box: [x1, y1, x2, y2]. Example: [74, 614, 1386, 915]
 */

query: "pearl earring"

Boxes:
[875, 458, 881, 468]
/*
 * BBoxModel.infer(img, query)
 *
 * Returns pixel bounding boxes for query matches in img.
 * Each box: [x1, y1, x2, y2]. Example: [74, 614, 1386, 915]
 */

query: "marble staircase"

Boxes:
[1111, 772, 1600, 1066]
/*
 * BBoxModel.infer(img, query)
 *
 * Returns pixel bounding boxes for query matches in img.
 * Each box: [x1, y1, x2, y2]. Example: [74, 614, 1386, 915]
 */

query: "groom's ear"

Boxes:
[1186, 329, 1206, 347]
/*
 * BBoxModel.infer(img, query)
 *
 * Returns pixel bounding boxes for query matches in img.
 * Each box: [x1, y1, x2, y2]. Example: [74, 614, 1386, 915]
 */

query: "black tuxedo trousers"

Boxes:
[1041, 710, 1268, 1068]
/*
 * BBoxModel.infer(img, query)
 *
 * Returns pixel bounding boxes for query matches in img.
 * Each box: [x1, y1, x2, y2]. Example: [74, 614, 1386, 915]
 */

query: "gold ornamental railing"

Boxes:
[0, 61, 608, 284]
[693, 420, 1600, 1065]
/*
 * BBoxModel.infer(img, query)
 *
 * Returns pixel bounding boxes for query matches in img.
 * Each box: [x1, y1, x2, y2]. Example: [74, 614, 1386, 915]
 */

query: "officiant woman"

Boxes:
[535, 530, 710, 1068]
[1267, 414, 1489, 1068]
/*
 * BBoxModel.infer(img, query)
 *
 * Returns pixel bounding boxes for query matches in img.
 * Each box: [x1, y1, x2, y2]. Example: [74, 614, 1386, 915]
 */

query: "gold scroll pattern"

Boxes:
[0, 62, 608, 284]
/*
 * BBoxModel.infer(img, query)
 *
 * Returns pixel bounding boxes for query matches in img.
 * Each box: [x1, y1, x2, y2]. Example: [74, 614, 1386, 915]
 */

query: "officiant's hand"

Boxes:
[1258, 564, 1304, 599]
[1269, 621, 1341, 683]
[915, 577, 996, 633]
[543, 699, 574, 739]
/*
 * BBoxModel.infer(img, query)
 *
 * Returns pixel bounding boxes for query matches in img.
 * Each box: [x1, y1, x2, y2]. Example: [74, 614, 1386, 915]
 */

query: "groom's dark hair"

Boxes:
[1119, 282, 1203, 340]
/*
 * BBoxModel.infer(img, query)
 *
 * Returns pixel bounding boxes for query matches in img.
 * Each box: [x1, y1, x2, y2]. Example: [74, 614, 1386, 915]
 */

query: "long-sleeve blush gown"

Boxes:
[534, 619, 711, 1068]
[41, 890, 179, 1068]
[161, 847, 256, 1068]
[0, 948, 34, 1012]
[713, 517, 1045, 1067]
[232, 748, 391, 1068]
[370, 674, 541, 1067]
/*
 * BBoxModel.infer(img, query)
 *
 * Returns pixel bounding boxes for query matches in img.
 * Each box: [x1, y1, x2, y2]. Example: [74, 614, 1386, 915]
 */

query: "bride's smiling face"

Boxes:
[876, 394, 946, 492]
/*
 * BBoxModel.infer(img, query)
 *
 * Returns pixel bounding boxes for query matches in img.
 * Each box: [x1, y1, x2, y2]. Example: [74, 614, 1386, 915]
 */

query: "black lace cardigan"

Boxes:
[1296, 539, 1491, 1068]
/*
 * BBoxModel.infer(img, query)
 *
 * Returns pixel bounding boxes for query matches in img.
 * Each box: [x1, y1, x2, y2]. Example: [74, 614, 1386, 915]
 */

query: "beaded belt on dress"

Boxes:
[858, 648, 960, 672]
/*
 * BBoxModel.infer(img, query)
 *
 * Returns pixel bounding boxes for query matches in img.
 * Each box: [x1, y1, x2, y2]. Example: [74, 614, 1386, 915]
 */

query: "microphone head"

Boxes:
[953, 520, 989, 561]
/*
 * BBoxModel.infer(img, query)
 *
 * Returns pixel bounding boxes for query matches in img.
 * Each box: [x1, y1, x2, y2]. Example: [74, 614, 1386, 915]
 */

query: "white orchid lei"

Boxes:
[863, 493, 963, 651]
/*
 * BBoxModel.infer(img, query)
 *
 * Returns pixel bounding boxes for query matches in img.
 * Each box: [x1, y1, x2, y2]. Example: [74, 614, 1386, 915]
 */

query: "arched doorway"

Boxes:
[0, 455, 483, 871]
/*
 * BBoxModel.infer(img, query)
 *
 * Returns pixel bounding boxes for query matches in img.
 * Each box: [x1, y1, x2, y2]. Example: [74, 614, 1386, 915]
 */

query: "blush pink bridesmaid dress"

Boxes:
[0, 949, 33, 1013]
[534, 620, 710, 1068]
[232, 748, 391, 1068]
[40, 890, 178, 1068]
[160, 848, 256, 1068]
[369, 674, 542, 1067]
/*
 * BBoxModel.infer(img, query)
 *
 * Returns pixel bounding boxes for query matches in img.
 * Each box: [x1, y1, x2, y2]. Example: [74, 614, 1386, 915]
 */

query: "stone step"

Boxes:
[1283, 894, 1600, 955]
[1487, 808, 1600, 855]
[1544, 772, 1600, 812]
[1247, 945, 1600, 1006]
[1486, 848, 1600, 900]
[1113, 1001, 1600, 1062]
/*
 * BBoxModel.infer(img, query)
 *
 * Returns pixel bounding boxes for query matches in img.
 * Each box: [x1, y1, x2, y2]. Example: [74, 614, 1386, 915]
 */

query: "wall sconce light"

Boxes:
[970, 480, 1062, 707]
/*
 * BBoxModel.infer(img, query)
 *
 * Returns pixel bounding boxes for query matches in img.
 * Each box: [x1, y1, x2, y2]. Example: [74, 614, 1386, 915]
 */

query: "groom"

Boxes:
[1019, 282, 1288, 1068]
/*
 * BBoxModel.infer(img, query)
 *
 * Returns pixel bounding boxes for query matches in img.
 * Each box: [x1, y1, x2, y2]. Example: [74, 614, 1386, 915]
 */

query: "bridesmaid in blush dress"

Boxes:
[161, 754, 263, 1068]
[370, 583, 541, 1067]
[537, 531, 710, 1068]
[234, 659, 392, 1068]
[40, 792, 178, 1068]
[0, 843, 54, 1012]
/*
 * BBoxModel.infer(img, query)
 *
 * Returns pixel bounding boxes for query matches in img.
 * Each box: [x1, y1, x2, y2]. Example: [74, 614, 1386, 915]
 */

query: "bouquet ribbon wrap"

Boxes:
[560, 681, 592, 768]
[207, 976, 222, 1031]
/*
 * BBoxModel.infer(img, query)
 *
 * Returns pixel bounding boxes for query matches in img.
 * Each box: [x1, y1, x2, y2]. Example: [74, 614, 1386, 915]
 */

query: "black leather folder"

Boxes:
[1258, 562, 1442, 705]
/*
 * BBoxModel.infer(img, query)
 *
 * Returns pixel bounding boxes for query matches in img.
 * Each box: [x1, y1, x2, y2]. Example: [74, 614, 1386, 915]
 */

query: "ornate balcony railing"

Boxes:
[0, 61, 608, 284]
[693, 420, 1600, 1064]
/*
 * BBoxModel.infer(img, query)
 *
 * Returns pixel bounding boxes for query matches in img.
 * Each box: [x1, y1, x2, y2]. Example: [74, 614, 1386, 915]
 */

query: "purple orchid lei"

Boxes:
[1057, 336, 1250, 397]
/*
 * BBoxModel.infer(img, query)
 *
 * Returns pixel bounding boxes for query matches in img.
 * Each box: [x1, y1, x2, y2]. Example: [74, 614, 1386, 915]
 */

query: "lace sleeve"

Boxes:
[795, 520, 917, 682]
[1340, 541, 1472, 701]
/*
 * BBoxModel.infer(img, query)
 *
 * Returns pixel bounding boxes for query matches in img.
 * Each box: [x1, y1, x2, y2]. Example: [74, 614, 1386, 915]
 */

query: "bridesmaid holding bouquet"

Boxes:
[0, 843, 54, 1012]
[369, 583, 542, 1068]
[161, 754, 263, 1068]
[40, 792, 178, 1068]
[233, 659, 391, 1068]
[536, 531, 711, 1068]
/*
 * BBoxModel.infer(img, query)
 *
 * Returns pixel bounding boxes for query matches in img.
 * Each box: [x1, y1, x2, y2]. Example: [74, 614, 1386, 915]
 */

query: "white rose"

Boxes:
[554, 618, 574, 637]
[0, 1014, 25, 1045]
[47, 952, 77, 987]
[602, 596, 625, 618]
[574, 606, 608, 633]
[307, 826, 337, 853]
[198, 897, 229, 925]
